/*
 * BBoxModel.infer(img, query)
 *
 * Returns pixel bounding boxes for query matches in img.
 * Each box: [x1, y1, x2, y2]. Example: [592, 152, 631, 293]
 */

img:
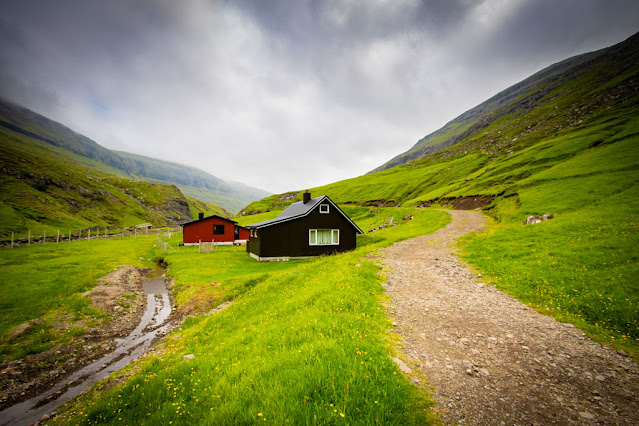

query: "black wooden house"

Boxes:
[245, 191, 363, 261]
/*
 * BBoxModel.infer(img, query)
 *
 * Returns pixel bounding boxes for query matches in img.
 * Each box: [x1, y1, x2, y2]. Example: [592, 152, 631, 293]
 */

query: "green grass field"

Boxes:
[0, 237, 157, 360]
[0, 207, 448, 424]
[41, 207, 448, 425]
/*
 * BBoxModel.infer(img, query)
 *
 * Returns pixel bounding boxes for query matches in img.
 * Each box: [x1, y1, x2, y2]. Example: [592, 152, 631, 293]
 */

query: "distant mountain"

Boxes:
[371, 31, 639, 173]
[113, 151, 270, 213]
[0, 98, 270, 213]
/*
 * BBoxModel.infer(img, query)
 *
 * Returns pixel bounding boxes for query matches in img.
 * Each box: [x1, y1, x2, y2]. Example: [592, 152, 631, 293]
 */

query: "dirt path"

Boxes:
[380, 210, 639, 425]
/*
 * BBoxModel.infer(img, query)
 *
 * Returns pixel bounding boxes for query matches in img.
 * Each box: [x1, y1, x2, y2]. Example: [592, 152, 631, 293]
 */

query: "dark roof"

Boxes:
[181, 214, 238, 227]
[245, 195, 363, 234]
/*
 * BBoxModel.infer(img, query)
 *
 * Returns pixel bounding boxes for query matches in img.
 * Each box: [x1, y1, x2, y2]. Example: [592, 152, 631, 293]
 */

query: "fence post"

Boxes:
[69, 229, 71, 243]
[135, 228, 137, 239]
[78, 229, 81, 240]
[57, 229, 60, 245]
[28, 230, 30, 247]
[11, 231, 14, 248]
[88, 229, 91, 241]
[43, 230, 46, 244]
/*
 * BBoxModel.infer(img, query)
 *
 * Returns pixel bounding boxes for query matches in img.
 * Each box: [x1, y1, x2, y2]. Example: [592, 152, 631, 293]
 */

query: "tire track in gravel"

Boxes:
[380, 209, 639, 425]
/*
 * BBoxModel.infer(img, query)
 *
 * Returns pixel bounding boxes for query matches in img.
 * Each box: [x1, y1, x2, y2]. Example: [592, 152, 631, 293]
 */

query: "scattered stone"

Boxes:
[392, 357, 413, 374]
[183, 354, 195, 360]
[9, 319, 43, 339]
[579, 412, 595, 420]
[40, 414, 51, 422]
[524, 213, 554, 225]
[595, 375, 606, 382]
[10, 322, 33, 339]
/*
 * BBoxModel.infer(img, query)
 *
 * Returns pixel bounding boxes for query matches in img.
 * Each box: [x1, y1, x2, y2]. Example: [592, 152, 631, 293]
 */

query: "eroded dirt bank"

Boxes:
[380, 210, 639, 425]
[0, 266, 150, 411]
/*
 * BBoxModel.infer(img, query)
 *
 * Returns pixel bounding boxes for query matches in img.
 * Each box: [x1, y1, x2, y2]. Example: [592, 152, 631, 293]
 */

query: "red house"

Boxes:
[182, 213, 250, 245]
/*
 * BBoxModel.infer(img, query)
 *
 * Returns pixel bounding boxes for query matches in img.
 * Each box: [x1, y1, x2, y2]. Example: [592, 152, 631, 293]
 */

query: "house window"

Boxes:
[213, 224, 225, 235]
[309, 229, 339, 245]
[319, 204, 329, 214]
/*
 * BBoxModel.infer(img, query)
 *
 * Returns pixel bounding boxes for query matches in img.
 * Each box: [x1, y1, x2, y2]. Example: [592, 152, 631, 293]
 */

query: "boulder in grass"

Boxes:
[10, 319, 44, 339]
[524, 213, 554, 224]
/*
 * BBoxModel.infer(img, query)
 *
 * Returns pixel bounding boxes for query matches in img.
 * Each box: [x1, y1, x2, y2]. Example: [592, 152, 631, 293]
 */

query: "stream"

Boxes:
[0, 269, 172, 426]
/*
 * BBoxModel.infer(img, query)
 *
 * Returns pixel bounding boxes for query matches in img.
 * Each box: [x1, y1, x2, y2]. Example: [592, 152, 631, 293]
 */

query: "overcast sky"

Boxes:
[1, 0, 638, 193]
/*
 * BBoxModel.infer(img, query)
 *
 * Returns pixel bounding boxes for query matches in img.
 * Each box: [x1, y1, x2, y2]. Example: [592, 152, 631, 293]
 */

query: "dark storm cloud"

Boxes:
[476, 0, 639, 67]
[0, 0, 637, 192]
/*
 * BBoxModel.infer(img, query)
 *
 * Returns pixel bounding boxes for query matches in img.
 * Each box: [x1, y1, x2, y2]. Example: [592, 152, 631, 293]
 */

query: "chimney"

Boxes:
[198, 212, 204, 220]
[303, 190, 311, 204]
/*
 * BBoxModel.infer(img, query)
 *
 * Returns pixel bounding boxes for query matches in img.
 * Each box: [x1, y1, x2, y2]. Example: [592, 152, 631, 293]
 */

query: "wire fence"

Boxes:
[3, 225, 182, 248]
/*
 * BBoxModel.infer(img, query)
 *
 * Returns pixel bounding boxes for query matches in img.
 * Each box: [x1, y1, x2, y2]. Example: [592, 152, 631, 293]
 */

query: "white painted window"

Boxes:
[319, 204, 329, 214]
[309, 229, 339, 245]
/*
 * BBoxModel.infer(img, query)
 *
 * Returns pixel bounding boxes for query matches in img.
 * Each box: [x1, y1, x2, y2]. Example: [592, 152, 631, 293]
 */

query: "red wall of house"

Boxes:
[237, 227, 250, 241]
[183, 217, 236, 244]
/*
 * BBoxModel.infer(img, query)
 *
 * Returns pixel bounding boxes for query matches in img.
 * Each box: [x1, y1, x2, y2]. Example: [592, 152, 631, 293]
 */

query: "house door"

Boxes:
[234, 225, 239, 240]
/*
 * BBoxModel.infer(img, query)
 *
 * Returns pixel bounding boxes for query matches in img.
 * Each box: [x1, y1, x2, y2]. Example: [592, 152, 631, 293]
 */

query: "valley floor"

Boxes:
[381, 210, 639, 424]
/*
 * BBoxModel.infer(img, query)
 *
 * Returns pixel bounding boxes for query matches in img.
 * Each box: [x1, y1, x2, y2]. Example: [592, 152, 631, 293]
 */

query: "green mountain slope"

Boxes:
[0, 122, 194, 238]
[0, 98, 270, 213]
[241, 32, 639, 352]
[243, 31, 639, 213]
[371, 31, 639, 173]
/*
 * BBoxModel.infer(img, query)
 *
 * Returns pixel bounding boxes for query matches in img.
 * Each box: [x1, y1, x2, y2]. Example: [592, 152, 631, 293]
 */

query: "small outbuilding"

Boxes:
[182, 213, 249, 245]
[245, 191, 363, 261]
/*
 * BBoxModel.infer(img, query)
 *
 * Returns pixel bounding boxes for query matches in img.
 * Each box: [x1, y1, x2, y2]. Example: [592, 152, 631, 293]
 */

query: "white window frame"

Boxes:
[309, 229, 340, 246]
[319, 204, 330, 214]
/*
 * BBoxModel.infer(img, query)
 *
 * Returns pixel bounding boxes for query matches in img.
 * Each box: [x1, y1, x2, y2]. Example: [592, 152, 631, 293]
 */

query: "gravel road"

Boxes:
[380, 209, 639, 425]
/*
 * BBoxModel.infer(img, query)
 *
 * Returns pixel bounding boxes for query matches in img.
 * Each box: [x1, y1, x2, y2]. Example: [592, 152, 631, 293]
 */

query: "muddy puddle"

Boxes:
[0, 269, 172, 426]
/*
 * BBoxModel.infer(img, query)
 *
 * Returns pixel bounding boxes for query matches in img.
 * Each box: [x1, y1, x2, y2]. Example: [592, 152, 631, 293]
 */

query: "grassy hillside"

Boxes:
[372, 31, 639, 172]
[0, 97, 269, 214]
[0, 124, 198, 239]
[186, 196, 232, 219]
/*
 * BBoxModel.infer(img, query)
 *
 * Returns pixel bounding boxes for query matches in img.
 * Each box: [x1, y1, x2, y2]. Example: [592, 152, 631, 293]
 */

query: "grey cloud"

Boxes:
[1, 0, 638, 193]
